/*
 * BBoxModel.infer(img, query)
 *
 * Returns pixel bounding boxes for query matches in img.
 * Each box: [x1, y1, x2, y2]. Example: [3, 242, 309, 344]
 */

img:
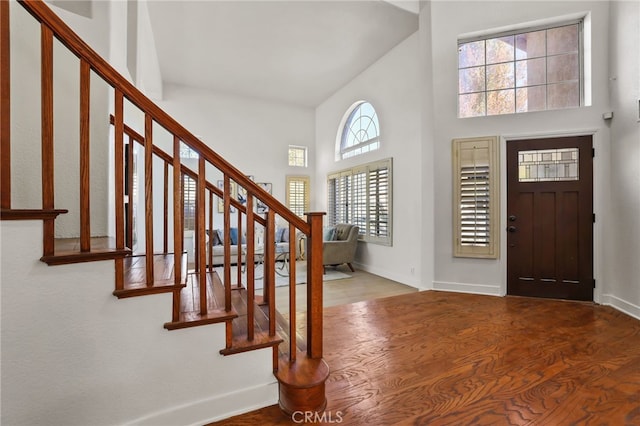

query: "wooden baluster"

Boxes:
[113, 89, 125, 291]
[79, 59, 91, 252]
[223, 176, 231, 312]
[172, 137, 182, 322]
[0, 0, 10, 209]
[306, 213, 325, 358]
[265, 210, 276, 336]
[144, 114, 154, 285]
[126, 135, 134, 249]
[208, 190, 213, 272]
[236, 208, 242, 287]
[197, 156, 207, 315]
[163, 161, 169, 254]
[246, 196, 255, 341]
[41, 25, 55, 257]
[289, 222, 297, 361]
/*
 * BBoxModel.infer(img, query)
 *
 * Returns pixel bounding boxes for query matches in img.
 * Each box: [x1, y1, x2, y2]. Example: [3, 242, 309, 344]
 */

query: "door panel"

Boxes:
[507, 136, 593, 301]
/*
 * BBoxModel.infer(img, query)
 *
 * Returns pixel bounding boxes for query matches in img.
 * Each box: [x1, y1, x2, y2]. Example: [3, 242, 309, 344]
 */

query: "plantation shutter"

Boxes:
[453, 137, 499, 258]
[286, 176, 310, 217]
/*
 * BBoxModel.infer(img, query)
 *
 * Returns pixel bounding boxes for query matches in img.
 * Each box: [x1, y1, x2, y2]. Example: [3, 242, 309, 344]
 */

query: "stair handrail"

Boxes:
[17, 0, 308, 235]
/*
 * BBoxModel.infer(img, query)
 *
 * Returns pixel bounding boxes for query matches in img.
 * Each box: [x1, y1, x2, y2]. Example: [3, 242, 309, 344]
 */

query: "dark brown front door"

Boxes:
[507, 136, 593, 301]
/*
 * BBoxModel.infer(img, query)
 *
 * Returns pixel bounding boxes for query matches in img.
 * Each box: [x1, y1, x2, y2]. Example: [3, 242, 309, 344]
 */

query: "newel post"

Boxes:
[274, 211, 329, 417]
[306, 212, 325, 359]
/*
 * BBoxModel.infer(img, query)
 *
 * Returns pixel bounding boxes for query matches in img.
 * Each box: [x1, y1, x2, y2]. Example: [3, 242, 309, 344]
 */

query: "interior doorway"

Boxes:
[506, 136, 594, 301]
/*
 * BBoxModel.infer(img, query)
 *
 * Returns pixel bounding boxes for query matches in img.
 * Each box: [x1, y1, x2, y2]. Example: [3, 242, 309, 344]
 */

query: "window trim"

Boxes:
[452, 136, 499, 258]
[285, 175, 310, 217]
[327, 157, 392, 246]
[288, 145, 308, 168]
[457, 17, 585, 117]
[336, 101, 380, 161]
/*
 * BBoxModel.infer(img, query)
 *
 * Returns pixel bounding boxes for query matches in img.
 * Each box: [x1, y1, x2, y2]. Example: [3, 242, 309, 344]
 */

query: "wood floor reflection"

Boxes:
[211, 289, 640, 425]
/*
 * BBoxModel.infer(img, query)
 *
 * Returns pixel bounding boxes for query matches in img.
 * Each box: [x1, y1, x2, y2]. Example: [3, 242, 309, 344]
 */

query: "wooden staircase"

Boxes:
[0, 0, 328, 419]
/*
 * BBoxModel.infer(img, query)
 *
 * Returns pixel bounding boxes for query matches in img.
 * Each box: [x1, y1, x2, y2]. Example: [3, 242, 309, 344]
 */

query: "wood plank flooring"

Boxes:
[211, 291, 640, 425]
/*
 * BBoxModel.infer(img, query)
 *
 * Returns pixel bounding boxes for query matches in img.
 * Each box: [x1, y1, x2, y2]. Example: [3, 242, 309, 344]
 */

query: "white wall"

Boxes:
[10, 0, 111, 237]
[603, 0, 640, 317]
[0, 221, 278, 426]
[428, 1, 613, 298]
[315, 32, 424, 288]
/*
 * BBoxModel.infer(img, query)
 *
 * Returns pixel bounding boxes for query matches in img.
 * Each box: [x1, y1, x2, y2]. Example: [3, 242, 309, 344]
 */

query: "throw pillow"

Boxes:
[323, 226, 337, 241]
[216, 229, 224, 245]
[275, 227, 286, 243]
[229, 227, 239, 246]
[282, 227, 290, 242]
[211, 230, 222, 246]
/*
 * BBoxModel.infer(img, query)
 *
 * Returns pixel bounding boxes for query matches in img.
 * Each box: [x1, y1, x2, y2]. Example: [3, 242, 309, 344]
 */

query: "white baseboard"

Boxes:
[127, 381, 279, 426]
[600, 294, 640, 321]
[433, 280, 502, 297]
[354, 262, 423, 289]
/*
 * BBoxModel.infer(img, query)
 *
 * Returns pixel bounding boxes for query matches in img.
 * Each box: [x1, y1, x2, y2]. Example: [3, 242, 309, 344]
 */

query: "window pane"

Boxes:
[547, 24, 579, 55]
[459, 66, 485, 93]
[516, 86, 546, 112]
[487, 89, 515, 115]
[547, 53, 579, 83]
[459, 40, 485, 68]
[518, 148, 579, 182]
[486, 63, 514, 90]
[486, 35, 514, 64]
[516, 57, 546, 87]
[341, 102, 380, 160]
[515, 30, 546, 60]
[548, 81, 579, 109]
[459, 93, 486, 118]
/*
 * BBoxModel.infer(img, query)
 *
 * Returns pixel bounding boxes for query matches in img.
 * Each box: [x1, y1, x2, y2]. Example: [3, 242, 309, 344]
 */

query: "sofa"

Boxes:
[322, 223, 359, 272]
[208, 226, 305, 266]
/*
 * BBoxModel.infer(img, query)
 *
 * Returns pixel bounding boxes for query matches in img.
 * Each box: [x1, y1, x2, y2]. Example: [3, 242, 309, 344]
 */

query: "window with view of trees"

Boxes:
[458, 21, 583, 118]
[327, 158, 392, 245]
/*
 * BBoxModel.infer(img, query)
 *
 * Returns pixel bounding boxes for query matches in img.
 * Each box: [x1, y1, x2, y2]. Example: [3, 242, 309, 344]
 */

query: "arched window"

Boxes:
[339, 101, 380, 160]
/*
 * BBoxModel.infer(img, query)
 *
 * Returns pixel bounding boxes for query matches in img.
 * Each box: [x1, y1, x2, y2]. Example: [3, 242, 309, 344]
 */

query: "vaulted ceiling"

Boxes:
[147, 1, 419, 107]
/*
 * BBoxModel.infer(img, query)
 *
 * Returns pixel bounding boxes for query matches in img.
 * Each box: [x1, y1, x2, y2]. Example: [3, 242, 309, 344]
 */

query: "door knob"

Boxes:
[507, 226, 517, 233]
[509, 215, 517, 222]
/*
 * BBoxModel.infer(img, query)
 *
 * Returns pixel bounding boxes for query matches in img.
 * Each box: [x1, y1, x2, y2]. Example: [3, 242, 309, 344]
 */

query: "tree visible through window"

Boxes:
[288, 145, 307, 167]
[458, 21, 583, 117]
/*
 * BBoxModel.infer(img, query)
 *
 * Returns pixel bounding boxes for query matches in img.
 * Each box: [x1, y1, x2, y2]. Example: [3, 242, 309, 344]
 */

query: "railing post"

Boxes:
[1, 0, 11, 209]
[114, 89, 125, 291]
[144, 113, 154, 284]
[305, 212, 325, 359]
[172, 136, 183, 322]
[79, 59, 91, 252]
[41, 24, 55, 257]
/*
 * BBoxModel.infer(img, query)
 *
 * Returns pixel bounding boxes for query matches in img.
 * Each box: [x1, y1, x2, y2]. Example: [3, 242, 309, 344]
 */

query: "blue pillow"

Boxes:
[323, 226, 336, 241]
[275, 227, 286, 243]
[229, 227, 239, 245]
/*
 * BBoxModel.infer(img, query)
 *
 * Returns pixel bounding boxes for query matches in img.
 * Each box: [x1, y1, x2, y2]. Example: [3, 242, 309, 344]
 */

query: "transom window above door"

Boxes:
[458, 19, 584, 118]
[339, 101, 380, 160]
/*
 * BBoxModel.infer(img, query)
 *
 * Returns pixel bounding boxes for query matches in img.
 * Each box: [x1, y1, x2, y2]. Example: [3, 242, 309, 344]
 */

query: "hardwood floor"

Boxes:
[211, 291, 640, 425]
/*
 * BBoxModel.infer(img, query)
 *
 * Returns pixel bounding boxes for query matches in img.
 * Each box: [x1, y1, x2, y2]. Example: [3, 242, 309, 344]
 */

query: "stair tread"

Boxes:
[164, 307, 239, 330]
[0, 208, 68, 220]
[115, 252, 189, 298]
[220, 330, 284, 355]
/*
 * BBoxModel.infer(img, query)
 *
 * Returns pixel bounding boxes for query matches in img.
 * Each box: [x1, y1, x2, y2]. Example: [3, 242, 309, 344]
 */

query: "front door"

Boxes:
[506, 136, 593, 301]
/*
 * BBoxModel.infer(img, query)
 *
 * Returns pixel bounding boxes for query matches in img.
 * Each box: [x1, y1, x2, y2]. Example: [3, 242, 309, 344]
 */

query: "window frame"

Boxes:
[457, 18, 585, 118]
[327, 158, 392, 246]
[288, 145, 308, 168]
[338, 101, 380, 160]
[452, 136, 499, 258]
[285, 175, 310, 217]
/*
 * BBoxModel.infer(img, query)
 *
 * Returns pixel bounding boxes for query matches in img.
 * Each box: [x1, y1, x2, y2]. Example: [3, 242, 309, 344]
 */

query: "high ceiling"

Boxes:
[147, 1, 419, 108]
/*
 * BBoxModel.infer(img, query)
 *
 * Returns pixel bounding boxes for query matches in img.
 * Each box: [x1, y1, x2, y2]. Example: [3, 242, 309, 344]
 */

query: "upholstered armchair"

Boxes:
[323, 224, 359, 273]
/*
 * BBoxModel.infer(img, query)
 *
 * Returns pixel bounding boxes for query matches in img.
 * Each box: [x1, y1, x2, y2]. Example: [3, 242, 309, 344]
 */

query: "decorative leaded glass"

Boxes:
[518, 148, 579, 182]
